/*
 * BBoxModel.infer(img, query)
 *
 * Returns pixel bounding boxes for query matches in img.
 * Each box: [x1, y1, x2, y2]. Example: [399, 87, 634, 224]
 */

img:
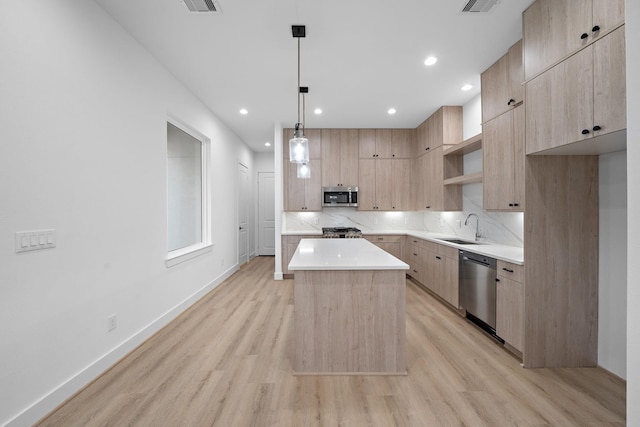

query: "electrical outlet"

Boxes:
[108, 314, 117, 332]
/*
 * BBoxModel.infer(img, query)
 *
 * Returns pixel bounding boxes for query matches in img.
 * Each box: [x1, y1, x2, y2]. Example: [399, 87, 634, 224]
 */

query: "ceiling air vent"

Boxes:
[183, 0, 221, 13]
[461, 0, 499, 13]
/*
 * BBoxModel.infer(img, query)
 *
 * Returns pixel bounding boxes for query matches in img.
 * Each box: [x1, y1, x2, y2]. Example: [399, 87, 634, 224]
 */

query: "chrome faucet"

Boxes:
[465, 213, 481, 241]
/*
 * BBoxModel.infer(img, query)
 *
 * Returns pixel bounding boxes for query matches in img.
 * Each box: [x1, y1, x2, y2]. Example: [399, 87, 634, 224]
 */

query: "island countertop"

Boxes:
[288, 238, 409, 271]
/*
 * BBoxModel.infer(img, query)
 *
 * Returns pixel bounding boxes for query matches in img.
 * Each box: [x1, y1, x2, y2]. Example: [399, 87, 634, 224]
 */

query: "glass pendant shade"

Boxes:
[289, 128, 309, 164]
[297, 162, 311, 179]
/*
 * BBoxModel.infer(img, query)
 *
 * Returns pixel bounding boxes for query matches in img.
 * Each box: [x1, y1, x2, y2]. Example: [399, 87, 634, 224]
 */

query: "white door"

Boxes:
[258, 172, 275, 255]
[238, 163, 249, 265]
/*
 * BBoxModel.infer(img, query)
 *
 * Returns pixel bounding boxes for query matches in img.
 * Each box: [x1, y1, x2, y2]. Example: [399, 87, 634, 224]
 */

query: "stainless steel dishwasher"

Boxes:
[459, 250, 502, 341]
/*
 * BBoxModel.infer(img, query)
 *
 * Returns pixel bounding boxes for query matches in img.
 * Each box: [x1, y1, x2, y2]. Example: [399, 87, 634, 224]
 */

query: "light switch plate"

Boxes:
[15, 229, 56, 253]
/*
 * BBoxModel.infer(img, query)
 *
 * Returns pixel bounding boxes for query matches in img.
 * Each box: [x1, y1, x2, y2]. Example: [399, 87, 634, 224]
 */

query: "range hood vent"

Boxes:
[461, 0, 499, 13]
[183, 0, 221, 13]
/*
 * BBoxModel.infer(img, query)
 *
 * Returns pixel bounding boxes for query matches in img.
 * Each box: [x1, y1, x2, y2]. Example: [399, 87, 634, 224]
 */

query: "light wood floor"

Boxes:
[38, 256, 625, 426]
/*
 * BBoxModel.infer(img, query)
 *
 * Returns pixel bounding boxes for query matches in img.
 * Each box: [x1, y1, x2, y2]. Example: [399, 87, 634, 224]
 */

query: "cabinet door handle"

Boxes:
[435, 256, 441, 260]
[580, 33, 588, 40]
[581, 129, 590, 135]
[413, 269, 418, 273]
[392, 154, 396, 157]
[502, 267, 514, 273]
[377, 237, 384, 241]
[413, 253, 418, 256]
[425, 147, 430, 151]
[593, 125, 602, 132]
[426, 206, 431, 209]
[507, 98, 515, 106]
[592, 25, 600, 32]
[509, 203, 514, 207]
[496, 278, 501, 282]
[513, 203, 519, 207]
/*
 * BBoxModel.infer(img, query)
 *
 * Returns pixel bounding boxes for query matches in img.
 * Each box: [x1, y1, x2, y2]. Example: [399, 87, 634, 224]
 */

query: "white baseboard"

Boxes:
[5, 264, 239, 427]
[274, 272, 283, 280]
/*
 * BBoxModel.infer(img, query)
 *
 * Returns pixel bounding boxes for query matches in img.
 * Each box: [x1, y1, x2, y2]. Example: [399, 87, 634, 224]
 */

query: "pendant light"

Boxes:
[289, 25, 310, 169]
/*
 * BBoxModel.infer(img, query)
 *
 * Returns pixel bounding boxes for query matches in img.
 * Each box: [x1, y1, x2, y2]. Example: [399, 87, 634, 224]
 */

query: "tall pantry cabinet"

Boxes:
[520, 0, 625, 368]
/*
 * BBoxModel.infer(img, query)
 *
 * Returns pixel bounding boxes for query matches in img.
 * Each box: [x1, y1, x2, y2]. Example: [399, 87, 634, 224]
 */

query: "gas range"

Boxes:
[322, 227, 363, 238]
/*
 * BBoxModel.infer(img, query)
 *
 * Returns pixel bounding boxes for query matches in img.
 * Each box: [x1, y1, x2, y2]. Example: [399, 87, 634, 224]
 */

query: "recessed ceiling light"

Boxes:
[265, 142, 271, 147]
[424, 56, 438, 66]
[239, 108, 248, 115]
[461, 84, 473, 91]
[387, 108, 397, 115]
[314, 108, 322, 115]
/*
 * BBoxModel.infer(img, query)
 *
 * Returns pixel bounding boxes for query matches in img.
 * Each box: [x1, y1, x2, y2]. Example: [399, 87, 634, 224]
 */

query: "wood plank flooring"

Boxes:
[37, 256, 625, 426]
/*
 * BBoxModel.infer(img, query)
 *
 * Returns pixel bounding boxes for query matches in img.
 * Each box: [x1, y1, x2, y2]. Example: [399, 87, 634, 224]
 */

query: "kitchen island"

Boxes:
[289, 238, 409, 375]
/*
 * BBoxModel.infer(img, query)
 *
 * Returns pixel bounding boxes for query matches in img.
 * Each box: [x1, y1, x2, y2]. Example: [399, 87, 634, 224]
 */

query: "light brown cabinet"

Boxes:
[430, 245, 459, 308]
[359, 129, 414, 159]
[483, 106, 525, 211]
[415, 107, 462, 156]
[391, 159, 413, 211]
[392, 129, 416, 158]
[283, 159, 322, 211]
[283, 129, 322, 211]
[523, 0, 624, 80]
[496, 261, 524, 353]
[282, 235, 317, 275]
[415, 147, 462, 212]
[525, 26, 626, 154]
[481, 39, 524, 123]
[321, 129, 359, 187]
[364, 235, 404, 260]
[405, 237, 459, 309]
[359, 158, 412, 211]
[358, 158, 392, 211]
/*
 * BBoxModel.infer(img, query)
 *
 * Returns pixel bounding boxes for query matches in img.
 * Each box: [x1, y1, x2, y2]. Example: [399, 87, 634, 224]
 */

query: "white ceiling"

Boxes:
[94, 0, 535, 152]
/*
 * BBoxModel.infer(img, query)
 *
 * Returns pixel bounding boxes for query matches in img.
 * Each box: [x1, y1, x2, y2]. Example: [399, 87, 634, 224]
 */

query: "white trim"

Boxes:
[5, 263, 239, 427]
[166, 115, 212, 260]
[165, 243, 213, 268]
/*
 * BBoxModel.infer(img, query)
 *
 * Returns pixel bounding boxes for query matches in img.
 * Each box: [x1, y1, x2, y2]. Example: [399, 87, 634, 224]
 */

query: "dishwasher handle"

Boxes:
[461, 254, 491, 267]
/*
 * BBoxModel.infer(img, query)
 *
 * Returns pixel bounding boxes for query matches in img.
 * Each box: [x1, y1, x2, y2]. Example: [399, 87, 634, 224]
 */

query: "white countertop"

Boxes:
[288, 238, 410, 271]
[282, 229, 524, 265]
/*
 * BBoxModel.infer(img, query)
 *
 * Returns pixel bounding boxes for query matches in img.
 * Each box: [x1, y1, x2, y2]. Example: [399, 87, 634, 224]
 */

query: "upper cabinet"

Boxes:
[483, 106, 525, 211]
[415, 106, 462, 156]
[359, 129, 415, 159]
[321, 129, 359, 187]
[525, 26, 626, 154]
[523, 0, 624, 80]
[481, 40, 524, 123]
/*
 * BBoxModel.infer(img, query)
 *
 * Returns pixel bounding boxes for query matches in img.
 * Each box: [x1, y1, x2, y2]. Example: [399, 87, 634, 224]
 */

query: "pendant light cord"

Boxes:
[297, 37, 301, 127]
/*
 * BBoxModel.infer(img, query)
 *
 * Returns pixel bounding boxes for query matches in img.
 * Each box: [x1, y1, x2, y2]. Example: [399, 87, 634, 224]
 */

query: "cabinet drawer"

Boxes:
[433, 243, 459, 260]
[407, 244, 424, 262]
[406, 236, 433, 250]
[366, 234, 403, 243]
[497, 260, 524, 283]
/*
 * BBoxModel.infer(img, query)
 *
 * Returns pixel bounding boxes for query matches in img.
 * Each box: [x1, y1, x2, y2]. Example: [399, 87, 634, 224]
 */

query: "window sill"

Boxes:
[166, 243, 213, 268]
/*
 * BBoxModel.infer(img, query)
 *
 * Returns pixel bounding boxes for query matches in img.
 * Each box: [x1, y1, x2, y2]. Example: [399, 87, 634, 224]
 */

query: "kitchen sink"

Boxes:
[437, 238, 479, 245]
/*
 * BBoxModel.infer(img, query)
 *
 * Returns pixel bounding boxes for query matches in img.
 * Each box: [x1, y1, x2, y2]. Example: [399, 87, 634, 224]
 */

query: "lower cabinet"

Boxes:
[405, 236, 459, 309]
[282, 235, 317, 275]
[364, 235, 404, 260]
[496, 260, 524, 352]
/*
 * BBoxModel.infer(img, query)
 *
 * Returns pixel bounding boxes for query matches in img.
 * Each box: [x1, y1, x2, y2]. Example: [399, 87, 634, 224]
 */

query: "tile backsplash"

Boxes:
[283, 182, 523, 248]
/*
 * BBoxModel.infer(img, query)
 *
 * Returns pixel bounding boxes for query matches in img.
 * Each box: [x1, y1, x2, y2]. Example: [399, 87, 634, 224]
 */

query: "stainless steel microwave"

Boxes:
[322, 186, 358, 207]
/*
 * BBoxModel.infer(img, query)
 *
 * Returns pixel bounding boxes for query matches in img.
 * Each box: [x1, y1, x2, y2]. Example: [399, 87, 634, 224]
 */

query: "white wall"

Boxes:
[598, 151, 627, 378]
[0, 1, 253, 425]
[626, 0, 640, 423]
